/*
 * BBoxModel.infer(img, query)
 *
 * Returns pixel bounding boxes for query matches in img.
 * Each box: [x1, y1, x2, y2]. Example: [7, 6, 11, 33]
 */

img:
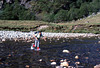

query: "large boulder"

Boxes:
[6, 0, 12, 3]
[94, 64, 100, 68]
[0, 1, 3, 9]
[20, 0, 27, 5]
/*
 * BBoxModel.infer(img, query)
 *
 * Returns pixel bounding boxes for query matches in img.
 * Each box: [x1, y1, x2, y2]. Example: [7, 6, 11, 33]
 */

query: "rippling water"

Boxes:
[0, 37, 100, 68]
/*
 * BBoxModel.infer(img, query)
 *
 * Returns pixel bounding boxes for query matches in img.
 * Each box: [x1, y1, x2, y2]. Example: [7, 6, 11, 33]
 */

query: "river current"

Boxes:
[0, 37, 100, 68]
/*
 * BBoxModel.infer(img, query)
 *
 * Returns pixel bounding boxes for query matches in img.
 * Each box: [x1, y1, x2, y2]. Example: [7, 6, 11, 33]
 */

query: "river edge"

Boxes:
[0, 31, 100, 68]
[0, 31, 100, 41]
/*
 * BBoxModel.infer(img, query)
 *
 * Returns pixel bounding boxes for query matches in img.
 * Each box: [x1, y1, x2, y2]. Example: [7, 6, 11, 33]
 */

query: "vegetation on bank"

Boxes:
[0, 0, 100, 22]
[0, 0, 100, 33]
[0, 14, 100, 34]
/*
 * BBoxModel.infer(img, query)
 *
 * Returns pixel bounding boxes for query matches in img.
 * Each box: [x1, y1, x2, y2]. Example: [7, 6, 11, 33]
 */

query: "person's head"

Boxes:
[38, 31, 42, 35]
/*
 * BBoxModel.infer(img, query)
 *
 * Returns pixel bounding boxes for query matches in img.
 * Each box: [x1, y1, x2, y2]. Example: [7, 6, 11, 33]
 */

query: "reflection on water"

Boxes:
[0, 37, 100, 68]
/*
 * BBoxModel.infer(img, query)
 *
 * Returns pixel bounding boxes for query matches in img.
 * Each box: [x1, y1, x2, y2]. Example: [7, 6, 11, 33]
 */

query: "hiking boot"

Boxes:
[33, 44, 35, 47]
[31, 46, 34, 50]
[37, 47, 41, 51]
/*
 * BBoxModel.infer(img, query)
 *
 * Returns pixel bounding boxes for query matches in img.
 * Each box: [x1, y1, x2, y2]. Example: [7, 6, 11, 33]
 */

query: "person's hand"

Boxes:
[44, 39, 46, 41]
[33, 34, 37, 40]
[43, 37, 46, 41]
[35, 37, 38, 40]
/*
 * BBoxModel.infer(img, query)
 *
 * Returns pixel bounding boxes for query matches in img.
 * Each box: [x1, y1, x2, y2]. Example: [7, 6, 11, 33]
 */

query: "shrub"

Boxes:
[68, 8, 79, 21]
[43, 13, 55, 22]
[79, 3, 89, 18]
[54, 10, 68, 22]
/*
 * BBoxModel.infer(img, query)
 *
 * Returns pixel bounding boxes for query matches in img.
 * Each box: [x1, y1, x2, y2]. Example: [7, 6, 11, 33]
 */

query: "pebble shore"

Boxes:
[0, 31, 100, 41]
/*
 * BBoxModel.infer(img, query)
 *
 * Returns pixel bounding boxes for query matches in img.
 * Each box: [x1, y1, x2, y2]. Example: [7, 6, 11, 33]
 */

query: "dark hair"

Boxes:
[34, 31, 37, 34]
[35, 31, 42, 34]
[38, 31, 42, 33]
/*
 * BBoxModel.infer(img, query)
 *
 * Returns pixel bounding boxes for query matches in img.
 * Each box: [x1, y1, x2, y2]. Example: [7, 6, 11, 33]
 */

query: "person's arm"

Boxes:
[41, 33, 46, 41]
[43, 36, 46, 41]
[33, 34, 38, 40]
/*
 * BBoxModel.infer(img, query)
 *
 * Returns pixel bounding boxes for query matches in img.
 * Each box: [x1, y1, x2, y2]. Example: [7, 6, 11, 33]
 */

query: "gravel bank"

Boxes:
[0, 31, 100, 41]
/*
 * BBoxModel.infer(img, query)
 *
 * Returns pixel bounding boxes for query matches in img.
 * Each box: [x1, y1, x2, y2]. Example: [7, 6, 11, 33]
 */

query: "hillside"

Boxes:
[0, 0, 100, 22]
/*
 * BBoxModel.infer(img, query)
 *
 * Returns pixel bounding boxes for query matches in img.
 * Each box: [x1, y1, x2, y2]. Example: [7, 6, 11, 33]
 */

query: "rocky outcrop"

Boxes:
[0, 0, 3, 9]
[20, 0, 27, 5]
[0, 0, 32, 9]
[6, 0, 12, 3]
[25, 1, 32, 9]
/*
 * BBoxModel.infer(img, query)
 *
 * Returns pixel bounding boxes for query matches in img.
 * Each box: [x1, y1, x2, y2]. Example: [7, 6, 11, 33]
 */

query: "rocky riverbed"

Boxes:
[0, 31, 100, 68]
[0, 31, 100, 41]
[0, 36, 100, 68]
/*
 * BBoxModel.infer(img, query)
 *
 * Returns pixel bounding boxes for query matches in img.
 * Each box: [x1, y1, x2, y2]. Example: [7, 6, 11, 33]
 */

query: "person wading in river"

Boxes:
[31, 31, 46, 50]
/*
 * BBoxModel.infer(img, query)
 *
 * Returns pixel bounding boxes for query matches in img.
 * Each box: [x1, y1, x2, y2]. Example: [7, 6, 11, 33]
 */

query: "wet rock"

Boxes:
[56, 66, 63, 68]
[50, 59, 55, 62]
[68, 66, 74, 68]
[75, 62, 80, 64]
[39, 59, 42, 62]
[75, 56, 79, 59]
[85, 57, 89, 59]
[87, 52, 91, 54]
[25, 65, 30, 68]
[51, 62, 56, 65]
[63, 50, 70, 53]
[2, 39, 5, 42]
[60, 59, 69, 67]
[60, 61, 69, 67]
[8, 54, 11, 57]
[14, 39, 17, 42]
[94, 64, 100, 68]
[27, 40, 32, 42]
[57, 38, 60, 40]
[0, 62, 3, 65]
[60, 59, 64, 62]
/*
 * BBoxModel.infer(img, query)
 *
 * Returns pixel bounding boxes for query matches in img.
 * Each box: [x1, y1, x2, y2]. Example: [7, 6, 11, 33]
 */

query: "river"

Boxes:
[0, 37, 100, 68]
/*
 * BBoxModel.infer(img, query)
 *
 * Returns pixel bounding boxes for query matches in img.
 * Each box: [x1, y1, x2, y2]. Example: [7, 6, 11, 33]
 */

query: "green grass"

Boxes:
[0, 14, 100, 33]
[0, 20, 49, 31]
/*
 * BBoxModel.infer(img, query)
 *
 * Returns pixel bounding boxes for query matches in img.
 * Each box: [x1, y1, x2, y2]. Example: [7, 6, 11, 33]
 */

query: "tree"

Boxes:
[0, 1, 35, 20]
[43, 13, 55, 22]
[54, 10, 68, 22]
[76, 0, 84, 7]
[79, 3, 89, 18]
[0, 3, 15, 20]
[0, 0, 100, 22]
[90, 1, 100, 13]
[68, 8, 79, 21]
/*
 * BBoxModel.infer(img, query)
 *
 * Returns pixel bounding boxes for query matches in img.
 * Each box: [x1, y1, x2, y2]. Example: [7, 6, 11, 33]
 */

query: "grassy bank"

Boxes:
[0, 14, 100, 34]
[0, 20, 49, 31]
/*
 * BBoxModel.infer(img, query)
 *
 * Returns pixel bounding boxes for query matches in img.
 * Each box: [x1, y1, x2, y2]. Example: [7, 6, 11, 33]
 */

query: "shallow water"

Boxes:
[0, 37, 100, 68]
